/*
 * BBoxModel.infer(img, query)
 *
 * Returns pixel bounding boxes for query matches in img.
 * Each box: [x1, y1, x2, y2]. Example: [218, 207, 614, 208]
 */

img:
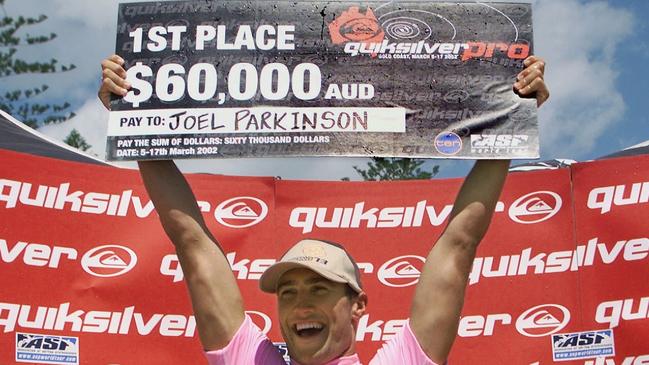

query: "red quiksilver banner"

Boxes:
[1, 149, 648, 364]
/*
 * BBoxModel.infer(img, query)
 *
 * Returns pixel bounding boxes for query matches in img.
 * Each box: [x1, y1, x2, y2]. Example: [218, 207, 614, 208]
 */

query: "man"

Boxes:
[99, 55, 548, 364]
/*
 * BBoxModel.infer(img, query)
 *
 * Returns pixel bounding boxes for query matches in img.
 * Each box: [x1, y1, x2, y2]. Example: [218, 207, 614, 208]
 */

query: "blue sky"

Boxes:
[2, 0, 647, 179]
[609, 0, 649, 152]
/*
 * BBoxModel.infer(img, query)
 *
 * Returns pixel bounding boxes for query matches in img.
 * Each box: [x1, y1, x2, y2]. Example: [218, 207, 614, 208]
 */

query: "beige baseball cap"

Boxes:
[259, 239, 363, 294]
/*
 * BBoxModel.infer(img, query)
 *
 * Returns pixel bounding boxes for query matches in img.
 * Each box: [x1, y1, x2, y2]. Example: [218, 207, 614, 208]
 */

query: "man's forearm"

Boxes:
[137, 160, 214, 246]
[444, 159, 510, 245]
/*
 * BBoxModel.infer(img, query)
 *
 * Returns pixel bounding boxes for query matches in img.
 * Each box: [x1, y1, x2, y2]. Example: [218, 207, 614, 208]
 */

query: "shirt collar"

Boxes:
[291, 353, 360, 365]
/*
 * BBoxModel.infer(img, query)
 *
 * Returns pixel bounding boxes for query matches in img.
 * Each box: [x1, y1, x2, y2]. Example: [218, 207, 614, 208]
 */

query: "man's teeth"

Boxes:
[296, 323, 323, 331]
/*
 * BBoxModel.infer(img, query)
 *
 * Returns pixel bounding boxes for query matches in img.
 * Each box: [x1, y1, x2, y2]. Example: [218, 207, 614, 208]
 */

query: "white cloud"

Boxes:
[534, 0, 634, 158]
[50, 0, 118, 31]
[37, 98, 109, 158]
[4, 0, 119, 31]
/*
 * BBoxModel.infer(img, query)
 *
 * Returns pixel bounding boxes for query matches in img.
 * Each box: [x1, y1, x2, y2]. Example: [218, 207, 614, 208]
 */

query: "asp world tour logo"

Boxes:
[16, 332, 79, 365]
[552, 329, 615, 362]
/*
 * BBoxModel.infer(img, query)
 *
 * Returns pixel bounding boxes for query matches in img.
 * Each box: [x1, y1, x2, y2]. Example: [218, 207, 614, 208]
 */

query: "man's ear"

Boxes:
[351, 292, 368, 320]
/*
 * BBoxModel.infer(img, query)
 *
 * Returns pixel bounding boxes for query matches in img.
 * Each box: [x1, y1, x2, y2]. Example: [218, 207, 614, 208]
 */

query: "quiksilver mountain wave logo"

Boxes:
[81, 245, 137, 278]
[214, 197, 268, 228]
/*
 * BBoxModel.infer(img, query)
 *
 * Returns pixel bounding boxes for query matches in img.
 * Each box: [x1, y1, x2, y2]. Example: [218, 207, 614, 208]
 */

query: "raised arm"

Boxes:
[137, 161, 245, 350]
[409, 56, 548, 364]
[100, 56, 245, 350]
[409, 159, 509, 363]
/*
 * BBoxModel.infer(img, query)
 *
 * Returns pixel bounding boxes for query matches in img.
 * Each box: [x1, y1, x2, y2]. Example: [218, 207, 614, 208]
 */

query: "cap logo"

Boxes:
[302, 242, 327, 258]
[293, 256, 329, 265]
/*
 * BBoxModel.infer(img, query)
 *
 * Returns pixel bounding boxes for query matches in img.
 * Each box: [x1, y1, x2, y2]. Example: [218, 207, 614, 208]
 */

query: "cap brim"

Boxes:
[259, 261, 349, 293]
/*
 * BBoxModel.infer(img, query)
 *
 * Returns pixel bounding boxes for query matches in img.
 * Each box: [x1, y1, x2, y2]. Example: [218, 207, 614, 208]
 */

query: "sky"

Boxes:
[2, 0, 648, 180]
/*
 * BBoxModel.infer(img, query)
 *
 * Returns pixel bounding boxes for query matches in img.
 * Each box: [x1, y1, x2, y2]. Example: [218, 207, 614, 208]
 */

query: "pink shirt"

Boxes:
[206, 315, 438, 365]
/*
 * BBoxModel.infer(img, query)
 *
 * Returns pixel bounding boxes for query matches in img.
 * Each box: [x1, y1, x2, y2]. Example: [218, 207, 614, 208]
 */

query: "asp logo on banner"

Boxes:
[16, 332, 79, 365]
[509, 191, 562, 224]
[214, 197, 268, 228]
[552, 329, 615, 362]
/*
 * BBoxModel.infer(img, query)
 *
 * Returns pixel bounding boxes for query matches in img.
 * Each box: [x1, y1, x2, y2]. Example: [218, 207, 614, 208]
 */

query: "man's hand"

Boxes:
[514, 55, 549, 107]
[99, 54, 130, 110]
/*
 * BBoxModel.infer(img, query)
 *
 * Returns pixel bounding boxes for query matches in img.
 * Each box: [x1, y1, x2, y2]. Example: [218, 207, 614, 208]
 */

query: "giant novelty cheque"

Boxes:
[106, 1, 537, 161]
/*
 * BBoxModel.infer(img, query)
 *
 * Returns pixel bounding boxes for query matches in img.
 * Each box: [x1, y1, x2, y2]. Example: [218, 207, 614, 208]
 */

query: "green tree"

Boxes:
[0, 0, 76, 128]
[346, 157, 439, 181]
[63, 128, 91, 151]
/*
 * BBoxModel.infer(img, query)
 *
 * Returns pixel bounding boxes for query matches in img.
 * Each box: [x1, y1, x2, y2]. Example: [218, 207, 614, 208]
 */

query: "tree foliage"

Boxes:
[347, 157, 439, 181]
[63, 128, 91, 151]
[0, 1, 76, 128]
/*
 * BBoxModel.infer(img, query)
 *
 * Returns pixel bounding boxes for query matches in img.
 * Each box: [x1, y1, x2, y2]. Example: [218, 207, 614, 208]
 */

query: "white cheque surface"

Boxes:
[108, 107, 406, 136]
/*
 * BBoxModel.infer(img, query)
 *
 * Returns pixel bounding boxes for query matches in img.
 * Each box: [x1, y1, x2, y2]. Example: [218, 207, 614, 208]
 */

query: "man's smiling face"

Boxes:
[276, 268, 366, 365]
